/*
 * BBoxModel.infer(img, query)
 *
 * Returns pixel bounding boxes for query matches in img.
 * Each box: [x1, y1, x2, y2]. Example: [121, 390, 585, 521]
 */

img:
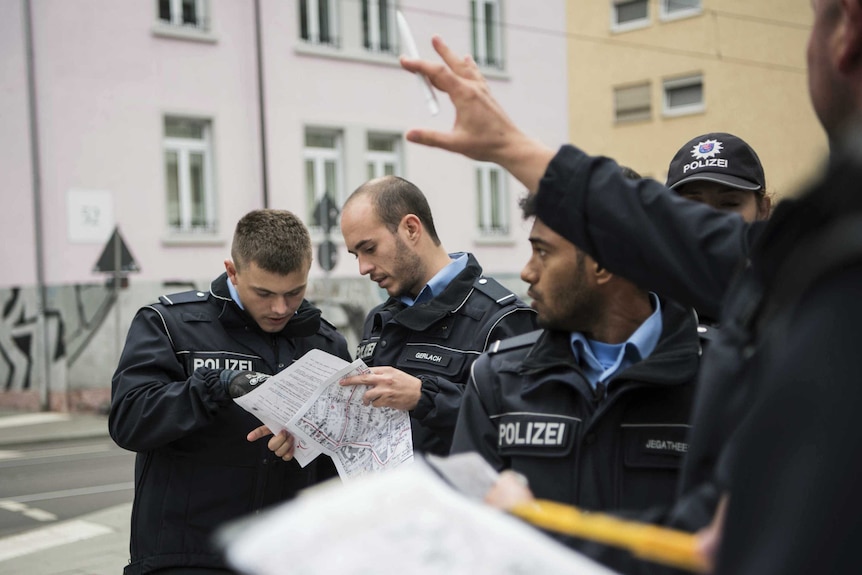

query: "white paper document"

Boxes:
[233, 348, 413, 479]
[218, 457, 620, 575]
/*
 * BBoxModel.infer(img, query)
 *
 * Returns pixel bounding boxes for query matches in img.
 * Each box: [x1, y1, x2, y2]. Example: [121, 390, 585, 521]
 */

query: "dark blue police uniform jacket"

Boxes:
[356, 253, 537, 455]
[109, 273, 351, 575]
[452, 296, 701, 513]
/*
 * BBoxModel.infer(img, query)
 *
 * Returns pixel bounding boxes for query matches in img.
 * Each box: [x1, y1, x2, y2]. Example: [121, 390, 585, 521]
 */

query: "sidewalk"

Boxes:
[0, 410, 110, 447]
[0, 409, 132, 575]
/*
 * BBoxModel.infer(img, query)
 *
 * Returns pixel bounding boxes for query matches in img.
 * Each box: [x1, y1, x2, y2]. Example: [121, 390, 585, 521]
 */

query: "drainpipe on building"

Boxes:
[23, 0, 52, 411]
[254, 0, 270, 208]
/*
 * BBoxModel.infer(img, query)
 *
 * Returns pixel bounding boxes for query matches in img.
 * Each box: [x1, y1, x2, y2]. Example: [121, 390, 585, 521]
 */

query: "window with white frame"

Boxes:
[476, 163, 509, 236]
[471, 0, 504, 69]
[299, 0, 340, 47]
[660, 0, 702, 20]
[304, 128, 344, 227]
[157, 0, 209, 30]
[611, 0, 649, 30]
[663, 74, 704, 116]
[366, 133, 401, 180]
[614, 82, 651, 123]
[164, 117, 215, 233]
[362, 0, 396, 54]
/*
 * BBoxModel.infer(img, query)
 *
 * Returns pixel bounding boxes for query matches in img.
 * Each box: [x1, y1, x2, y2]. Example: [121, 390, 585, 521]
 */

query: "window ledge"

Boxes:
[152, 24, 218, 44]
[474, 234, 516, 246]
[293, 42, 512, 80]
[659, 9, 703, 23]
[294, 42, 401, 68]
[614, 114, 653, 125]
[162, 233, 226, 247]
[662, 104, 706, 118]
[611, 19, 651, 34]
[478, 66, 510, 81]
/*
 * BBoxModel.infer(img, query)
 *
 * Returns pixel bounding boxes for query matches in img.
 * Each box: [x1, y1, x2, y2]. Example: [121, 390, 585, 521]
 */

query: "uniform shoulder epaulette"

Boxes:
[487, 329, 543, 355]
[158, 289, 209, 306]
[473, 276, 518, 306]
[319, 316, 338, 331]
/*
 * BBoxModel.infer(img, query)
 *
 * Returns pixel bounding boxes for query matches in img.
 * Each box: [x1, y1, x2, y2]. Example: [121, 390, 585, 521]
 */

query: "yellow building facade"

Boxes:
[566, 1, 827, 199]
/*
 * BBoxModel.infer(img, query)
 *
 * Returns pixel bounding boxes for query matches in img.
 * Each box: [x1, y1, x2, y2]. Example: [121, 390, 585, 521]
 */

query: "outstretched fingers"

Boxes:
[400, 37, 465, 97]
[246, 425, 273, 442]
[433, 36, 484, 82]
[404, 126, 459, 152]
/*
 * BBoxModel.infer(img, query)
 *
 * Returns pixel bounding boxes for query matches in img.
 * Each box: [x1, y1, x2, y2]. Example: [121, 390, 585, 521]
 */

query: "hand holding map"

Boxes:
[233, 349, 413, 479]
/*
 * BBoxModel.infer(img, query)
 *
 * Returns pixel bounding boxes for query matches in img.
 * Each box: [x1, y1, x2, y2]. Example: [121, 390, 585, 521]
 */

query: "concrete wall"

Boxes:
[0, 276, 386, 412]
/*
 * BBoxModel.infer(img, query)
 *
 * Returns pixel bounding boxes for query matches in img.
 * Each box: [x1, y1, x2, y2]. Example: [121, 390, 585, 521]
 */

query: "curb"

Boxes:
[0, 412, 111, 448]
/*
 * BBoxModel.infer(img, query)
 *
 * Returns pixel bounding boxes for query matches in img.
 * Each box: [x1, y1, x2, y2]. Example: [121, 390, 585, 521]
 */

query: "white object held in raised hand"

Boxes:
[396, 10, 440, 116]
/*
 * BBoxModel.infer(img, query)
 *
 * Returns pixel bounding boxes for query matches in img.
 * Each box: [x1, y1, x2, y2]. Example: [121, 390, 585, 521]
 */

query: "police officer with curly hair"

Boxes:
[451, 169, 703, 517]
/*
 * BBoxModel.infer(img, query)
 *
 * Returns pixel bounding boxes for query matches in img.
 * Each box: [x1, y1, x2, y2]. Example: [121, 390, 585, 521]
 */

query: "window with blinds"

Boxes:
[614, 83, 651, 123]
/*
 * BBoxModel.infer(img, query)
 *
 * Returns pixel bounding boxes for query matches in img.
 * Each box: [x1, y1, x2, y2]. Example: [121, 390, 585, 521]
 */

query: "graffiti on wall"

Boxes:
[0, 284, 114, 392]
[0, 278, 377, 402]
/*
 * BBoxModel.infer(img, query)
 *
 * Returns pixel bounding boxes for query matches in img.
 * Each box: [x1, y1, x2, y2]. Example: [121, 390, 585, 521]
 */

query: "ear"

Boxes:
[225, 259, 238, 284]
[400, 214, 423, 242]
[592, 259, 615, 286]
[757, 194, 773, 220]
[837, 0, 862, 72]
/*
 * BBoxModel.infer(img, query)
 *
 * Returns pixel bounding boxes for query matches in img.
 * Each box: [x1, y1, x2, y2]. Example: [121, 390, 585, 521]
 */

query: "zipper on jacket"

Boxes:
[270, 335, 280, 372]
[592, 381, 606, 404]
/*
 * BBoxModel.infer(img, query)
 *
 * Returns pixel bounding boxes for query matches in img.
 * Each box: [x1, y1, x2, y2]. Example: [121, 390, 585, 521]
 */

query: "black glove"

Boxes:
[220, 370, 271, 399]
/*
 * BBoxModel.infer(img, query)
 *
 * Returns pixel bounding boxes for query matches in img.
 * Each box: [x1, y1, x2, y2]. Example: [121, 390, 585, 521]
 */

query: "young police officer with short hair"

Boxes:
[110, 209, 351, 575]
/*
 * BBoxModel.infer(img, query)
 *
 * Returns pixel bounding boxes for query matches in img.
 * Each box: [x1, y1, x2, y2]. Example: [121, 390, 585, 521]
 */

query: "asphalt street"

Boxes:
[0, 411, 132, 575]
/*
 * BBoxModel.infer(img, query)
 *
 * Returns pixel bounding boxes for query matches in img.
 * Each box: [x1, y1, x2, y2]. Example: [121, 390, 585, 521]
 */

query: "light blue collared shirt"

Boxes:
[570, 293, 663, 389]
[399, 252, 469, 307]
[226, 276, 245, 310]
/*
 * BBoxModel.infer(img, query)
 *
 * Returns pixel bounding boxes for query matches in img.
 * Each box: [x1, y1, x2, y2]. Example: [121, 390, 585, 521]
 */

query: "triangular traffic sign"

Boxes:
[93, 227, 140, 273]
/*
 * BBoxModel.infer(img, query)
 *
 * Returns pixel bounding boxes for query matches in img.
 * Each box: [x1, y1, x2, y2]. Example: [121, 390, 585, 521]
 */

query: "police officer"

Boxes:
[451, 176, 702, 514]
[666, 132, 771, 225]
[337, 175, 537, 455]
[109, 209, 351, 575]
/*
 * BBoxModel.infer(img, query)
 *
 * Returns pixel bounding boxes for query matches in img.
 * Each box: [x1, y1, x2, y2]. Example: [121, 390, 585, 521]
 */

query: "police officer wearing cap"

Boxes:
[664, 132, 771, 335]
[451, 168, 703, 520]
[338, 176, 537, 455]
[667, 132, 771, 225]
[109, 209, 351, 575]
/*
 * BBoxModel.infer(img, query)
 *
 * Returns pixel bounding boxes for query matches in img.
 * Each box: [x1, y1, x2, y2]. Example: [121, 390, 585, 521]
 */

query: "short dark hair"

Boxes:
[520, 165, 641, 219]
[231, 209, 311, 275]
[345, 176, 441, 245]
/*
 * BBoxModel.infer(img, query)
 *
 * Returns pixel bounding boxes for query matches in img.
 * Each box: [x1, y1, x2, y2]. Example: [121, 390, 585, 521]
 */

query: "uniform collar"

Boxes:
[400, 252, 469, 307]
[384, 253, 482, 331]
[569, 293, 663, 388]
[225, 274, 246, 309]
[520, 296, 699, 393]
